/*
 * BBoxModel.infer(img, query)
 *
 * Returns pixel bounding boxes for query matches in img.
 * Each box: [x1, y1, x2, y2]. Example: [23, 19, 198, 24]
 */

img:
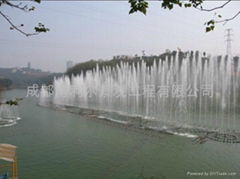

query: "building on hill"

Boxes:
[0, 67, 52, 88]
[27, 62, 31, 69]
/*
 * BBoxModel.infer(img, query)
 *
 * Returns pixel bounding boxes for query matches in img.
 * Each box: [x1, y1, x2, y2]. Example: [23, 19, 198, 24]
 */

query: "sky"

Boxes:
[0, 1, 240, 72]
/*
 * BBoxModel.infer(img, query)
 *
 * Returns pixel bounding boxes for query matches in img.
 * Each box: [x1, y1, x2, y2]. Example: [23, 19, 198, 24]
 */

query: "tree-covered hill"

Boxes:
[0, 67, 63, 88]
[0, 77, 12, 89]
[66, 50, 196, 76]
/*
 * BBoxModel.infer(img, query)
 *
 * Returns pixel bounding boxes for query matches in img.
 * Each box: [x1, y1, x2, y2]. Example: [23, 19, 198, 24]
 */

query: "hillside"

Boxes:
[66, 50, 195, 76]
[0, 67, 63, 88]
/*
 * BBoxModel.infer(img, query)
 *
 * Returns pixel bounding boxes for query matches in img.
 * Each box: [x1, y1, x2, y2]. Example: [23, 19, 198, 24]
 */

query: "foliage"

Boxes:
[0, 68, 62, 88]
[34, 23, 50, 33]
[5, 99, 18, 106]
[0, 78, 12, 89]
[66, 50, 195, 76]
[129, 0, 203, 14]
[129, 0, 148, 15]
[1, 0, 239, 35]
[0, 98, 22, 106]
[205, 19, 215, 32]
[129, 0, 239, 32]
[0, 0, 49, 36]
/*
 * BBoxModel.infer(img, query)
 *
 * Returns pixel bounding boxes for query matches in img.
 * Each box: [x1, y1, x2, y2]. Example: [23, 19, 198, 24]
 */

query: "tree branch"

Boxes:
[196, 0, 231, 12]
[215, 11, 240, 25]
[2, 0, 29, 12]
[0, 11, 38, 37]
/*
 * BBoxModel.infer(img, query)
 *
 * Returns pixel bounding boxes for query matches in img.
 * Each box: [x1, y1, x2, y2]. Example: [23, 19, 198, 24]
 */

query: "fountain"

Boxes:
[0, 103, 20, 127]
[40, 51, 240, 143]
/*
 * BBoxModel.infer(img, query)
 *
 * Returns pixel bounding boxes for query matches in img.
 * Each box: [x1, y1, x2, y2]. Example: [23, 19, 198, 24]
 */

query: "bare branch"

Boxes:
[215, 11, 240, 25]
[2, 0, 29, 12]
[196, 0, 231, 12]
[0, 11, 38, 37]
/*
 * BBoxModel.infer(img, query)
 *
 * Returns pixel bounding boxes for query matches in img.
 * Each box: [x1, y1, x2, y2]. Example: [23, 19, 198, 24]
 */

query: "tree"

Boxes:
[129, 0, 240, 32]
[1, 0, 239, 36]
[0, 78, 12, 89]
[0, 98, 23, 106]
[0, 0, 49, 37]
[0, 0, 49, 106]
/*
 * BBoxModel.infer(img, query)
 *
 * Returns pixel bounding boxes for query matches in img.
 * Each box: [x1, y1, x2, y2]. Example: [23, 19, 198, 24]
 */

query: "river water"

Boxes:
[0, 89, 239, 179]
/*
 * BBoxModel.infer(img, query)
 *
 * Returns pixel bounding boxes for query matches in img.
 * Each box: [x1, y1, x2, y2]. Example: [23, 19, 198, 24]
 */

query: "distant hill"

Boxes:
[34, 73, 63, 86]
[0, 77, 12, 90]
[0, 67, 63, 88]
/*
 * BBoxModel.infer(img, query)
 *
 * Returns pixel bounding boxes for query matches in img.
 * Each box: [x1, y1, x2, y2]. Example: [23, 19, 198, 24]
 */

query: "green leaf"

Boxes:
[207, 20, 215, 26]
[34, 23, 50, 33]
[129, 8, 136, 14]
[5, 100, 18, 106]
[29, 6, 35, 11]
[206, 27, 211, 32]
[34, 0, 41, 3]
[128, 0, 148, 15]
[184, 3, 192, 8]
[205, 25, 215, 32]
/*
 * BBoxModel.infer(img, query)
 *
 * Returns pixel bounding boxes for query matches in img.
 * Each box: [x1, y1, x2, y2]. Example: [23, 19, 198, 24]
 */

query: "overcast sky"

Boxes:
[0, 1, 240, 72]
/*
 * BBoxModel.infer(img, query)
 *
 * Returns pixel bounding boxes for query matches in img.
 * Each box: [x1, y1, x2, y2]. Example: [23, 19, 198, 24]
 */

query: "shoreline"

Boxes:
[37, 103, 240, 144]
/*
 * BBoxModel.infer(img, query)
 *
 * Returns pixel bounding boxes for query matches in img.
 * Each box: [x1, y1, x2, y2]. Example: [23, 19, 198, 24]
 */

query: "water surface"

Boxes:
[0, 89, 239, 179]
